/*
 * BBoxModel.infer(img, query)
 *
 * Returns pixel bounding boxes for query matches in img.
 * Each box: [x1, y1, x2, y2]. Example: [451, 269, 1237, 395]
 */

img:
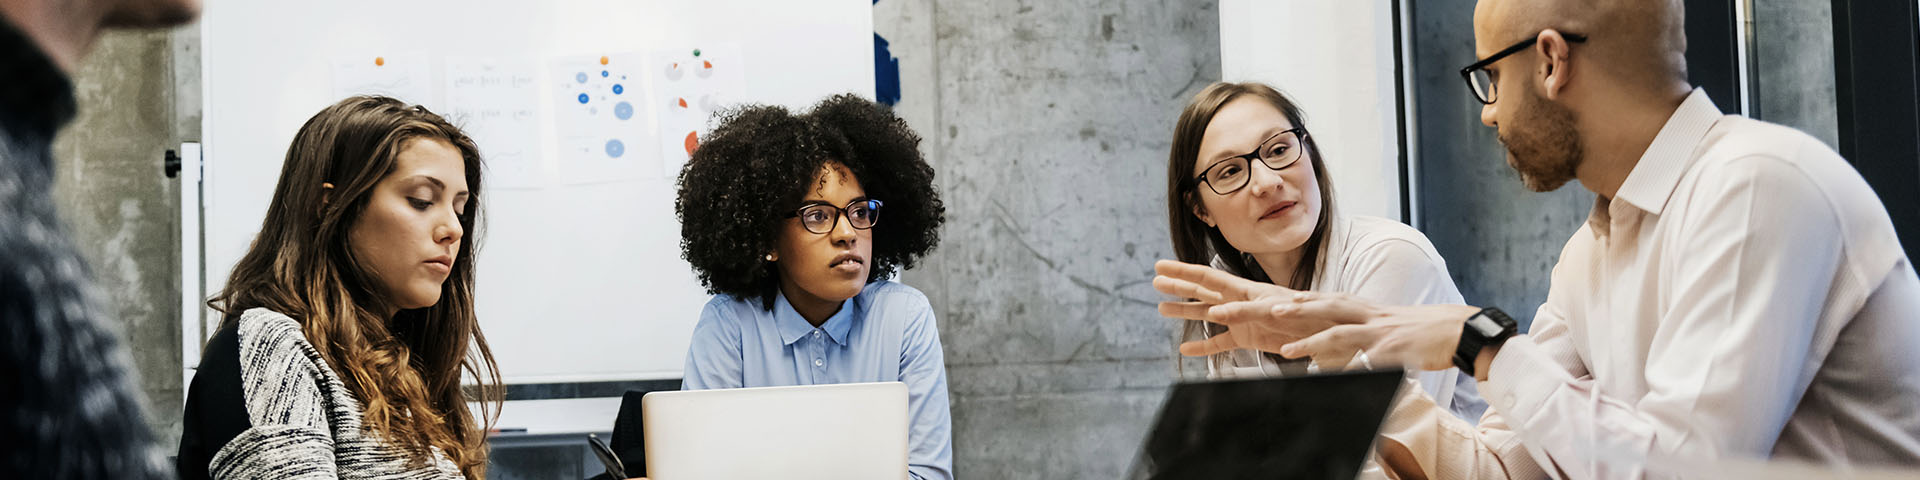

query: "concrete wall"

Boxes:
[52, 25, 199, 450]
[1751, 0, 1838, 147]
[876, 0, 1219, 477]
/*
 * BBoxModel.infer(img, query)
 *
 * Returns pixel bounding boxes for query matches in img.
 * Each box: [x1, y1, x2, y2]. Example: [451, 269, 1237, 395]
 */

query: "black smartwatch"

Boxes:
[1453, 307, 1518, 378]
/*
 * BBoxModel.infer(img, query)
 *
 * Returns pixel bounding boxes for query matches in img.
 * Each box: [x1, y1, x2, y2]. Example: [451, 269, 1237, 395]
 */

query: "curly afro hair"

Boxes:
[675, 94, 946, 310]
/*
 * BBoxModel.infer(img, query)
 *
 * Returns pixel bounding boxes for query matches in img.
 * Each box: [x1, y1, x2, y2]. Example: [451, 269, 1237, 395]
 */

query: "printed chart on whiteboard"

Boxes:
[553, 53, 654, 183]
[653, 44, 746, 178]
[443, 56, 543, 188]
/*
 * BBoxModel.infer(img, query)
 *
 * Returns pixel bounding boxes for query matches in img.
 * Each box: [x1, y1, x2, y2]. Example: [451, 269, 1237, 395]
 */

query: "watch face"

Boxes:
[1468, 315, 1504, 337]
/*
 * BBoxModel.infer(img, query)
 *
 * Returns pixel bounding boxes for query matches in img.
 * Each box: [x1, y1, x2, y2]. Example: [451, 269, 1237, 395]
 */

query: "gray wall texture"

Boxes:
[55, 26, 197, 450]
[875, 0, 1220, 477]
[1752, 0, 1839, 147]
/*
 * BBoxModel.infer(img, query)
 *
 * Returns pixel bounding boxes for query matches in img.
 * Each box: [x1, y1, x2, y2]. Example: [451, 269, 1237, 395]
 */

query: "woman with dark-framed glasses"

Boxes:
[1164, 82, 1486, 422]
[672, 94, 953, 480]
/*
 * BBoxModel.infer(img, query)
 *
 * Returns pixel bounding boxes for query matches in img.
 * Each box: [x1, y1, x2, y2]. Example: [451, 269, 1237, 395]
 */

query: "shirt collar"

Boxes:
[1611, 88, 1723, 217]
[0, 15, 78, 145]
[772, 289, 857, 346]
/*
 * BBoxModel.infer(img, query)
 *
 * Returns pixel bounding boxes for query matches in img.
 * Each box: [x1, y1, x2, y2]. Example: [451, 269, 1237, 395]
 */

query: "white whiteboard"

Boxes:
[201, 0, 875, 383]
[1219, 0, 1406, 222]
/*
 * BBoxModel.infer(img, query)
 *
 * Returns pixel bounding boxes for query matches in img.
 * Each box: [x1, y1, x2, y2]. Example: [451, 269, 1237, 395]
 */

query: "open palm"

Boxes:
[1152, 260, 1348, 357]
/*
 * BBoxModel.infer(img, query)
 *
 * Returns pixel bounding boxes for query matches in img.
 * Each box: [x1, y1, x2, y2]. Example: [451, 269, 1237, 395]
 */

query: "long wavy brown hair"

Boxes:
[210, 96, 503, 477]
[1166, 82, 1336, 372]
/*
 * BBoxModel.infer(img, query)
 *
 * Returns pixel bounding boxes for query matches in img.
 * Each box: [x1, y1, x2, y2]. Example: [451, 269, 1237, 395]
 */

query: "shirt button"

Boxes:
[814, 358, 825, 367]
[813, 331, 820, 337]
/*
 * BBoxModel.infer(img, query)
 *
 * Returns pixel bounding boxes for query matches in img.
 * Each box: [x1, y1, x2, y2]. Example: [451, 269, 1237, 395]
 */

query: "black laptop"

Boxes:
[1127, 369, 1405, 480]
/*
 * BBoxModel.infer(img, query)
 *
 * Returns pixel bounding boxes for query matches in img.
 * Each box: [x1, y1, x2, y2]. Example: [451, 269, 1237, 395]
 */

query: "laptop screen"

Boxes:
[1128, 369, 1405, 480]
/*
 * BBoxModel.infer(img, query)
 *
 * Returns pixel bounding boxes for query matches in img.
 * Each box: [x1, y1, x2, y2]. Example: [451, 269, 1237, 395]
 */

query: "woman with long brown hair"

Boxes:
[177, 96, 503, 479]
[1165, 82, 1485, 421]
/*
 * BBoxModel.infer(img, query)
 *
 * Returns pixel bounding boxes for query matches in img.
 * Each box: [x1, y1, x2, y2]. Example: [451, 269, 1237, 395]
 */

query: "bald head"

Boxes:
[1474, 0, 1688, 94]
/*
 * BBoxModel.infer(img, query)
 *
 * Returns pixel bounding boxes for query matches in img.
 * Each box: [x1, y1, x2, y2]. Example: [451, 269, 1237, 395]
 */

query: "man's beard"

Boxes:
[1498, 96, 1583, 192]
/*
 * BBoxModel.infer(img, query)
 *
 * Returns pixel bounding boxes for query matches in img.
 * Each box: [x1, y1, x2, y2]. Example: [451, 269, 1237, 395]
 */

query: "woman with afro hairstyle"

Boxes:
[674, 94, 951, 480]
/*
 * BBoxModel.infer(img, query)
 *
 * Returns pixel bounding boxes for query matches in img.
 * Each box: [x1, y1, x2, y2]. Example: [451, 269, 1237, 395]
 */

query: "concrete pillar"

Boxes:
[52, 24, 198, 450]
[879, 0, 1220, 476]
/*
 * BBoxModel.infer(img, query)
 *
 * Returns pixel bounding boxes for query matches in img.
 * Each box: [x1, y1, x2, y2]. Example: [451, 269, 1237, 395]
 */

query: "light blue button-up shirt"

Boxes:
[683, 280, 953, 480]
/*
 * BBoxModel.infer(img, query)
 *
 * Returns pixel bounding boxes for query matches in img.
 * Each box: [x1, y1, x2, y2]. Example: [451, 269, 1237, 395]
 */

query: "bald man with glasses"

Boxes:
[1153, 0, 1920, 478]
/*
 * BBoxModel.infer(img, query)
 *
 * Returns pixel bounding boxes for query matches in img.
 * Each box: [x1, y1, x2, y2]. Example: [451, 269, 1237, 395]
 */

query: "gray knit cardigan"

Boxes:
[212, 308, 464, 479]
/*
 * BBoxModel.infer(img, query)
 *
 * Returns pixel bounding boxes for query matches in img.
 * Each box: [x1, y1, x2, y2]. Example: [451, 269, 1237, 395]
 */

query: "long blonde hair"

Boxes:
[211, 96, 503, 477]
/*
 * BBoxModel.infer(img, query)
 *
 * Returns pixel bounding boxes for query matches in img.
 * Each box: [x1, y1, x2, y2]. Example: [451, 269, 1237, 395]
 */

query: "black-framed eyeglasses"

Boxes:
[785, 199, 883, 234]
[1460, 32, 1588, 104]
[1190, 128, 1310, 196]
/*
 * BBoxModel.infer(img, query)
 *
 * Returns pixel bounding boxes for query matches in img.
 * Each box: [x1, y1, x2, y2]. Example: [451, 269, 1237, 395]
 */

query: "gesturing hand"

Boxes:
[1152, 259, 1480, 371]
[1152, 260, 1347, 357]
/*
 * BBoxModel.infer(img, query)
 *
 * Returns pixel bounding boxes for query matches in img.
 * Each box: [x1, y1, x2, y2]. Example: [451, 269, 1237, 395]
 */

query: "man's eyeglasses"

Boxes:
[786, 199, 883, 235]
[1460, 32, 1588, 104]
[1191, 128, 1310, 196]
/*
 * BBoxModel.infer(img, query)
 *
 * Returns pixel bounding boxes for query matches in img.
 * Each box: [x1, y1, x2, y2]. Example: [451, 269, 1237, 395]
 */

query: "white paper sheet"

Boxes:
[550, 52, 654, 183]
[651, 44, 747, 178]
[444, 56, 545, 189]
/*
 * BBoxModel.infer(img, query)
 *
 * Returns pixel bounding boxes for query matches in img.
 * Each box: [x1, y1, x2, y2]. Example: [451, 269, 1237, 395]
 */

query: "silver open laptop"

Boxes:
[642, 381, 909, 480]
